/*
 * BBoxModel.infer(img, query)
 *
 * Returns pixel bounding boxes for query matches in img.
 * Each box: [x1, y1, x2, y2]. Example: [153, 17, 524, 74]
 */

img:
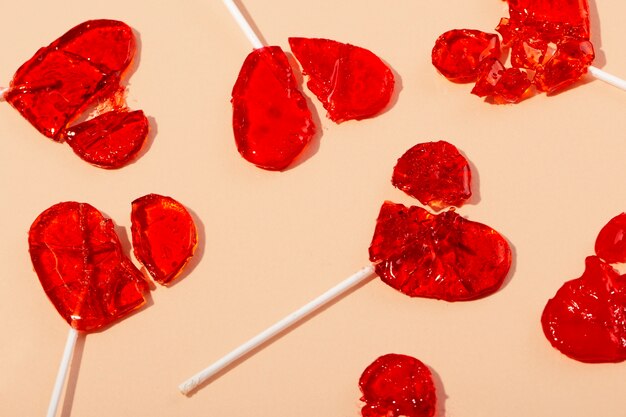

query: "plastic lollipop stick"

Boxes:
[46, 328, 79, 417]
[588, 66, 626, 91]
[221, 0, 264, 49]
[178, 265, 375, 395]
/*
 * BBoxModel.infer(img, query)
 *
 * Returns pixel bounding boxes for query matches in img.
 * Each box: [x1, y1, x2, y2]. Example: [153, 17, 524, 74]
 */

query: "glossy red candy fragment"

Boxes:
[131, 194, 198, 285]
[542, 256, 626, 363]
[532, 39, 595, 93]
[369, 202, 511, 301]
[6, 20, 135, 140]
[595, 213, 626, 264]
[431, 29, 501, 83]
[28, 202, 148, 332]
[471, 58, 531, 103]
[64, 110, 149, 168]
[392, 141, 471, 210]
[232, 46, 315, 171]
[289, 37, 395, 122]
[359, 353, 436, 417]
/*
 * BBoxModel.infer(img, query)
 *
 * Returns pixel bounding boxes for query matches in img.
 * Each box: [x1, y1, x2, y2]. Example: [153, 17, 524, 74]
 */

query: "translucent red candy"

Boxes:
[232, 46, 315, 171]
[131, 194, 198, 285]
[4, 19, 148, 168]
[28, 202, 149, 332]
[541, 256, 626, 363]
[289, 37, 395, 123]
[392, 141, 471, 210]
[431, 29, 501, 83]
[471, 58, 532, 103]
[359, 353, 436, 417]
[369, 201, 511, 301]
[595, 213, 626, 264]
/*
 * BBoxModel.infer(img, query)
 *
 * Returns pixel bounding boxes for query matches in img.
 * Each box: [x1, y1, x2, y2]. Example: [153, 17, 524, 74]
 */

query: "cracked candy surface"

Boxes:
[431, 29, 501, 83]
[28, 202, 148, 332]
[131, 194, 198, 285]
[232, 46, 315, 171]
[392, 140, 471, 210]
[542, 256, 626, 363]
[471, 58, 531, 103]
[359, 353, 436, 417]
[595, 213, 626, 264]
[369, 202, 511, 301]
[289, 37, 394, 123]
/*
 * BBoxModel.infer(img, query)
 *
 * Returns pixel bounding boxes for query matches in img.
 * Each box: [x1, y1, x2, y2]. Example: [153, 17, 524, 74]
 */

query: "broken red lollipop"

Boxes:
[369, 201, 511, 301]
[392, 140, 471, 210]
[595, 213, 626, 264]
[131, 194, 198, 285]
[289, 37, 395, 122]
[359, 353, 436, 417]
[541, 256, 626, 363]
[29, 201, 149, 332]
[3, 19, 149, 167]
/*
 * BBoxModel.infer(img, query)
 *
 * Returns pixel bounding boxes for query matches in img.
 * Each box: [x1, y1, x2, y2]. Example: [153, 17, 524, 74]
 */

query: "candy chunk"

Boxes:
[431, 29, 501, 83]
[392, 141, 471, 210]
[64, 110, 149, 169]
[369, 202, 511, 301]
[541, 256, 626, 363]
[28, 202, 148, 332]
[289, 37, 394, 123]
[131, 194, 198, 285]
[6, 20, 135, 140]
[232, 46, 315, 171]
[533, 39, 594, 93]
[359, 353, 436, 417]
[595, 213, 626, 264]
[471, 58, 531, 103]
[505, 0, 590, 41]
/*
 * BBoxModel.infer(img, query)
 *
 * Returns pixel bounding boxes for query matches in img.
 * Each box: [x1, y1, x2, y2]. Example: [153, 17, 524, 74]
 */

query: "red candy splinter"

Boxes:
[359, 353, 437, 417]
[4, 20, 149, 168]
[392, 140, 471, 210]
[542, 256, 626, 363]
[232, 46, 316, 171]
[131, 194, 198, 285]
[289, 37, 395, 123]
[595, 213, 626, 264]
[369, 201, 511, 301]
[28, 202, 149, 332]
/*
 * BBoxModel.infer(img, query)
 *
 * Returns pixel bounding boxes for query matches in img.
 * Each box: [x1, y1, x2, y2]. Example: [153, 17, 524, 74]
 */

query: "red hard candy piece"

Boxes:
[369, 202, 511, 301]
[541, 256, 626, 363]
[288, 37, 395, 123]
[6, 20, 135, 140]
[471, 58, 531, 103]
[431, 29, 501, 83]
[533, 39, 594, 93]
[64, 110, 149, 168]
[232, 46, 315, 171]
[28, 202, 148, 332]
[131, 194, 198, 285]
[392, 141, 471, 210]
[359, 353, 436, 417]
[506, 0, 591, 40]
[595, 213, 626, 264]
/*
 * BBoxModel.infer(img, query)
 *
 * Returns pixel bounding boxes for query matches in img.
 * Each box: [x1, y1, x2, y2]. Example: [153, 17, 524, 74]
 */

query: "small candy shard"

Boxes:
[359, 353, 436, 417]
[131, 194, 198, 285]
[431, 29, 501, 83]
[369, 202, 511, 301]
[289, 37, 395, 122]
[28, 202, 148, 332]
[392, 141, 471, 210]
[595, 213, 626, 264]
[541, 256, 626, 363]
[471, 58, 531, 103]
[232, 46, 315, 171]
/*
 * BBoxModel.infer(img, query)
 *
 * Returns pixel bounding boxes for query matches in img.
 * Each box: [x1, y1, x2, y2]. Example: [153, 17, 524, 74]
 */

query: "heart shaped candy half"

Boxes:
[28, 202, 149, 332]
[5, 19, 149, 168]
[369, 201, 511, 301]
[359, 353, 437, 417]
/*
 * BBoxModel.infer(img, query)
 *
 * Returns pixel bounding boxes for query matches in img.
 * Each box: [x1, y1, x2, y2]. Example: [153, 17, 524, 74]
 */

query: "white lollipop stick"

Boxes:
[178, 265, 375, 395]
[221, 0, 264, 49]
[588, 66, 626, 91]
[46, 327, 79, 417]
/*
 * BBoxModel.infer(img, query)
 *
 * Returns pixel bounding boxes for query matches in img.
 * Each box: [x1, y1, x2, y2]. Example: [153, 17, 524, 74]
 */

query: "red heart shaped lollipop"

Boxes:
[5, 19, 149, 168]
[28, 201, 149, 332]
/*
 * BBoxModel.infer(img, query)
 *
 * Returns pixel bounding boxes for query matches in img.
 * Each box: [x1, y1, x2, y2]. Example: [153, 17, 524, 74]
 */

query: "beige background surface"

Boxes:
[1, 1, 626, 416]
